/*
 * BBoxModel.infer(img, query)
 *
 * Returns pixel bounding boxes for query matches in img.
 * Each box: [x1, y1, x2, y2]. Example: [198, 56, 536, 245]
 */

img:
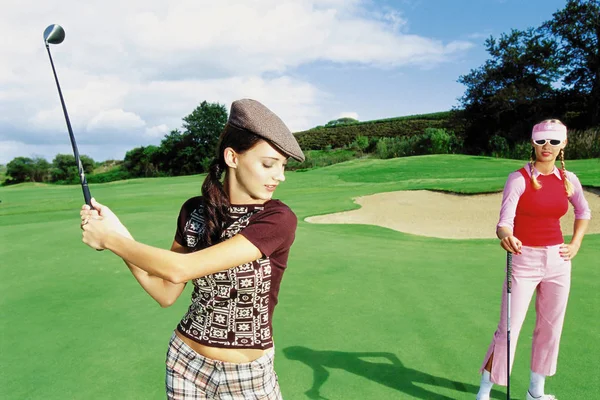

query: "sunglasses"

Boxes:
[533, 139, 563, 146]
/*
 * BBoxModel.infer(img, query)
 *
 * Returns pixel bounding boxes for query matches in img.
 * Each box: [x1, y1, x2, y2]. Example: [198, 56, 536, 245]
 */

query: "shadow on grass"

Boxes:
[283, 346, 506, 400]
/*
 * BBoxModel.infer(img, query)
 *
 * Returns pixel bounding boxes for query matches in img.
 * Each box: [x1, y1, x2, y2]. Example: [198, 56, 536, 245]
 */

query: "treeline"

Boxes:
[121, 101, 227, 178]
[3, 101, 227, 185]
[457, 0, 600, 153]
[4, 154, 97, 185]
[288, 126, 599, 171]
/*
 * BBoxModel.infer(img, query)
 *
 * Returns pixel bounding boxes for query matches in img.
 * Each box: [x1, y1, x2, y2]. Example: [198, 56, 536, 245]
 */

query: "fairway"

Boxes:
[1, 155, 598, 399]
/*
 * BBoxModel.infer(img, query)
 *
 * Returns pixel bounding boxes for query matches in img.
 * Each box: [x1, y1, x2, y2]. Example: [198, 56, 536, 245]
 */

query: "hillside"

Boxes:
[294, 111, 457, 150]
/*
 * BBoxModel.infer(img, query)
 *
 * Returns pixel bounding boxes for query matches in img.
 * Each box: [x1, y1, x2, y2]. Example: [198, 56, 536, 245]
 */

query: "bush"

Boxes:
[489, 135, 510, 158]
[375, 138, 389, 159]
[86, 168, 131, 183]
[511, 142, 532, 160]
[424, 128, 451, 154]
[449, 133, 465, 154]
[287, 149, 358, 170]
[355, 135, 370, 151]
[564, 128, 600, 159]
[372, 128, 463, 159]
[347, 135, 370, 153]
[375, 137, 418, 159]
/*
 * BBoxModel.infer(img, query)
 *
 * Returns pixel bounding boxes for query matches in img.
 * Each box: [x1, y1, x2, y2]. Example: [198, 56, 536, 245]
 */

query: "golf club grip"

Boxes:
[80, 174, 101, 251]
[81, 174, 92, 206]
[506, 252, 512, 292]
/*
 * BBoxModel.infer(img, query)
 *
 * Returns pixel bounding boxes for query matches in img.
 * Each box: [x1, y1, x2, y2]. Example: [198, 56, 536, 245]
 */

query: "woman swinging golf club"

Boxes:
[476, 119, 591, 400]
[80, 99, 304, 399]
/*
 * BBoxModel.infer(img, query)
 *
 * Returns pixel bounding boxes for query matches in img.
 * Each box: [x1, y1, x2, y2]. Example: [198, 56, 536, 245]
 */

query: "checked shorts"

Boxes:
[165, 333, 282, 399]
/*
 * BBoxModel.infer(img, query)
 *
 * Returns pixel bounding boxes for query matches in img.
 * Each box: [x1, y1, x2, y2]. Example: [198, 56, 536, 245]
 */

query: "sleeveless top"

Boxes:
[513, 168, 569, 246]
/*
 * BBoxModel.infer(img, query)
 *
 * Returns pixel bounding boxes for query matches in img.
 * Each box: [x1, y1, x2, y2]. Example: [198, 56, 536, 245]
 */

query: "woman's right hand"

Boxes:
[500, 235, 522, 254]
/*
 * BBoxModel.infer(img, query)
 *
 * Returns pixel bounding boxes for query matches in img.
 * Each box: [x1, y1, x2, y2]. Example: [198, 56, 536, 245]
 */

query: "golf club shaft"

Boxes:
[507, 251, 512, 400]
[45, 44, 92, 206]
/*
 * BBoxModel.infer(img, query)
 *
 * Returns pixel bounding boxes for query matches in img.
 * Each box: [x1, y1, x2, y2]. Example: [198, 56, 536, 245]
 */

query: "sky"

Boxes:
[0, 0, 568, 164]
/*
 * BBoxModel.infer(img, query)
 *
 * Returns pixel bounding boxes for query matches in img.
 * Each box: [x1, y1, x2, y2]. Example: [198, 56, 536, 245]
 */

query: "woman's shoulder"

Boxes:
[507, 167, 528, 181]
[259, 200, 297, 221]
[180, 196, 204, 212]
[264, 199, 293, 212]
[563, 169, 580, 181]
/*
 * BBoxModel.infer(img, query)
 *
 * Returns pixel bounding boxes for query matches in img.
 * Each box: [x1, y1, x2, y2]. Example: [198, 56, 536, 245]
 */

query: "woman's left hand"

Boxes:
[81, 198, 128, 250]
[559, 242, 580, 261]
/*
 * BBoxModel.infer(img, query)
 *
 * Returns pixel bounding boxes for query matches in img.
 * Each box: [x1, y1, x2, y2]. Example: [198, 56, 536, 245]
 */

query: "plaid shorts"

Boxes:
[165, 333, 282, 399]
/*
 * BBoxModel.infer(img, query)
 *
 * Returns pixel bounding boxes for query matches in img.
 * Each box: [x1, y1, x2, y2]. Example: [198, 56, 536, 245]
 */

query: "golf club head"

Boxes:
[44, 24, 65, 45]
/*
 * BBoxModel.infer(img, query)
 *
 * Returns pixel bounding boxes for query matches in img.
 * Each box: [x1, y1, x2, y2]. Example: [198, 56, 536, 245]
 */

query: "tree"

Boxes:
[6, 157, 34, 184]
[458, 28, 561, 151]
[5, 156, 50, 184]
[151, 101, 228, 176]
[154, 129, 189, 175]
[51, 154, 95, 183]
[543, 0, 600, 126]
[30, 157, 51, 182]
[181, 101, 228, 171]
[123, 145, 160, 177]
[325, 117, 359, 127]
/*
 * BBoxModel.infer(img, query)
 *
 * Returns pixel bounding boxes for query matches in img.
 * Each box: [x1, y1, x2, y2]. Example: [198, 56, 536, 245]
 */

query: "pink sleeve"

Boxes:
[497, 171, 526, 231]
[566, 171, 592, 220]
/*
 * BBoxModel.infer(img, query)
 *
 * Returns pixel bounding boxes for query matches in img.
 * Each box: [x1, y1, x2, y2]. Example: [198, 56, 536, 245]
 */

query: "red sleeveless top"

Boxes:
[513, 167, 569, 246]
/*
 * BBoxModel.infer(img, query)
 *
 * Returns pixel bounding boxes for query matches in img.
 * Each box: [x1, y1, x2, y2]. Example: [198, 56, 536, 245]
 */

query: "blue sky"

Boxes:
[0, 0, 568, 164]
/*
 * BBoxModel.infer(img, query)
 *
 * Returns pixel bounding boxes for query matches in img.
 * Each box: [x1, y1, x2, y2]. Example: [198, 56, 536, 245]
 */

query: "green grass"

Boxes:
[1, 155, 598, 399]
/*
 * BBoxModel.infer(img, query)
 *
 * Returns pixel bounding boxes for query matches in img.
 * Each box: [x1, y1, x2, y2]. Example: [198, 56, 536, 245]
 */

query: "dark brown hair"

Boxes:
[201, 124, 263, 245]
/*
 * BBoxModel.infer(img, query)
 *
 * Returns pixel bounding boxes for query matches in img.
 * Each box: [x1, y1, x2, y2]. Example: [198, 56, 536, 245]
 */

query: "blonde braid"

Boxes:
[559, 149, 574, 196]
[530, 148, 542, 190]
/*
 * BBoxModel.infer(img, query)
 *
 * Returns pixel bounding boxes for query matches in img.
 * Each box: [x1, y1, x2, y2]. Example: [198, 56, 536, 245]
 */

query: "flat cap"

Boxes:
[228, 99, 305, 162]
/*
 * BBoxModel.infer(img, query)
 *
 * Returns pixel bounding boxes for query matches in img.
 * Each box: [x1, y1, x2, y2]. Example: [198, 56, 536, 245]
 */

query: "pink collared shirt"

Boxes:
[497, 164, 592, 231]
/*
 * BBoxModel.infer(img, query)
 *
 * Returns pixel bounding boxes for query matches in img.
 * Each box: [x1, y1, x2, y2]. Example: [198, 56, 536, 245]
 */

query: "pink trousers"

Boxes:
[480, 245, 571, 386]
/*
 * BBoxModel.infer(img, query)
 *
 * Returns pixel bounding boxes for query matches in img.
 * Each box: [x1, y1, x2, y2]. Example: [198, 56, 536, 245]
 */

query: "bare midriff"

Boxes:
[175, 331, 268, 363]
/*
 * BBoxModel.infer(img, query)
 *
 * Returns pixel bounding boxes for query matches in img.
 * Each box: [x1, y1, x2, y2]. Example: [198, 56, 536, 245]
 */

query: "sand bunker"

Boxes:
[306, 189, 600, 239]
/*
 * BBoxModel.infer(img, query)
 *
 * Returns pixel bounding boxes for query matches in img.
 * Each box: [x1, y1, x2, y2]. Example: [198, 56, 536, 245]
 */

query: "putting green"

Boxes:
[1, 155, 598, 399]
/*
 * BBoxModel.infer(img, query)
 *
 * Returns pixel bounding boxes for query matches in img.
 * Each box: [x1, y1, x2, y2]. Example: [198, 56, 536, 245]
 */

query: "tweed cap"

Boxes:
[228, 99, 305, 162]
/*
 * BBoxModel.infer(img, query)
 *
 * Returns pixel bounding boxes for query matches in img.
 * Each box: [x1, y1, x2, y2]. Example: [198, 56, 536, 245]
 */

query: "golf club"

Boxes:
[43, 24, 92, 207]
[506, 251, 512, 400]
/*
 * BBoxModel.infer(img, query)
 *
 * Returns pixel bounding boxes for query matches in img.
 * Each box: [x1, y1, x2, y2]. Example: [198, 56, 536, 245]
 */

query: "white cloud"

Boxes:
[0, 0, 473, 163]
[145, 124, 170, 138]
[87, 109, 145, 132]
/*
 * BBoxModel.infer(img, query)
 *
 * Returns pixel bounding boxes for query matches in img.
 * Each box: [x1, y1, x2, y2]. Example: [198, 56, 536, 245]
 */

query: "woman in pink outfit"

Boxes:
[476, 119, 592, 400]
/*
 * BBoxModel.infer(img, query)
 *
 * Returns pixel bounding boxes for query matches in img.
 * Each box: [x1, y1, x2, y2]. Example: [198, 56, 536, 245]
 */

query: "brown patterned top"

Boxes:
[173, 197, 297, 349]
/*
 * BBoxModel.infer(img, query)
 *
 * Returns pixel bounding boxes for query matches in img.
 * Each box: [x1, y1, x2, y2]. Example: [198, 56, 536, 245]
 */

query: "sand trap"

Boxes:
[306, 189, 600, 239]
